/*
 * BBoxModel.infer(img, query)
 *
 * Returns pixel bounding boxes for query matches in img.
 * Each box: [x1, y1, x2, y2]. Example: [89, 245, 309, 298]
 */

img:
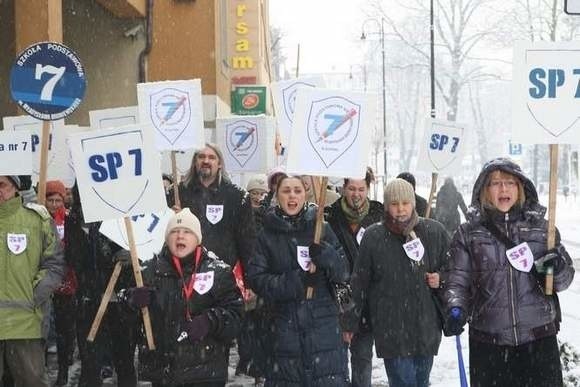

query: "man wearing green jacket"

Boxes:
[0, 175, 65, 386]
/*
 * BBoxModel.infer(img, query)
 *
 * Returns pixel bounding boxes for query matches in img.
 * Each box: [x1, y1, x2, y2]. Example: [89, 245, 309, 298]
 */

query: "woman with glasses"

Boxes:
[442, 158, 575, 387]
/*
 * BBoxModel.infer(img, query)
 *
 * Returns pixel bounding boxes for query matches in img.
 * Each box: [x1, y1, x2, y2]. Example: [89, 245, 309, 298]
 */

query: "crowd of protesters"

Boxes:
[0, 144, 575, 387]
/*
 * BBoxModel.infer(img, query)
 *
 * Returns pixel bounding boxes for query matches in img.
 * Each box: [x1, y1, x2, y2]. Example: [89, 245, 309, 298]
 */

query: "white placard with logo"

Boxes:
[0, 130, 32, 175]
[137, 79, 205, 151]
[99, 208, 173, 261]
[512, 40, 580, 144]
[3, 115, 81, 186]
[416, 118, 468, 175]
[68, 124, 166, 223]
[286, 88, 375, 178]
[89, 106, 139, 129]
[271, 77, 325, 145]
[216, 115, 273, 173]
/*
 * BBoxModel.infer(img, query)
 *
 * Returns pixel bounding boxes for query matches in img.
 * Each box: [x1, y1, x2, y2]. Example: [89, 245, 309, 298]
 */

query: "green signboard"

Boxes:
[231, 86, 267, 115]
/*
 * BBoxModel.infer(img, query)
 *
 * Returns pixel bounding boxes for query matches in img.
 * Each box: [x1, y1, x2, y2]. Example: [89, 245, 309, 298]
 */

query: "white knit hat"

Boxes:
[384, 178, 416, 208]
[165, 208, 202, 244]
[246, 175, 268, 193]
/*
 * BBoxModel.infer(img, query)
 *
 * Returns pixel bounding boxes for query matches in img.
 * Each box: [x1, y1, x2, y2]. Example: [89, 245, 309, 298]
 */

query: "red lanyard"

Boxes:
[172, 246, 202, 320]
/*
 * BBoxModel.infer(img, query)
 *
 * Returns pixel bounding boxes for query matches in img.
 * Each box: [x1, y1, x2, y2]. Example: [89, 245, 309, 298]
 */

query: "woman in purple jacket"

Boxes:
[443, 158, 575, 387]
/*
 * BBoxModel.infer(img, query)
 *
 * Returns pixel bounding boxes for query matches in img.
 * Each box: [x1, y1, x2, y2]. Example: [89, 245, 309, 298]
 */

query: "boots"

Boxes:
[55, 365, 68, 386]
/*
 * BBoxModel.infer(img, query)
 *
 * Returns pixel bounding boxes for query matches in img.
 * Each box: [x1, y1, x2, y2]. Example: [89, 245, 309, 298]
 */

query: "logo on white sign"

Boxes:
[506, 242, 534, 272]
[206, 205, 224, 225]
[226, 120, 258, 168]
[7, 233, 27, 255]
[427, 123, 463, 172]
[307, 96, 361, 168]
[282, 81, 316, 123]
[403, 238, 425, 262]
[150, 88, 191, 145]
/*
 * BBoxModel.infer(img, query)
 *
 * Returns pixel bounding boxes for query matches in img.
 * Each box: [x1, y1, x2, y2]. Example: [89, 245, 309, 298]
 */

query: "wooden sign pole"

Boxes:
[171, 151, 181, 209]
[306, 176, 328, 299]
[86, 262, 122, 342]
[545, 144, 558, 295]
[37, 121, 51, 205]
[424, 172, 438, 219]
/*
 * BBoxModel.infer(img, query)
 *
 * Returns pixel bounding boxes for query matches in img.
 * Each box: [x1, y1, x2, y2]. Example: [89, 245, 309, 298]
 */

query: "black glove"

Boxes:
[125, 286, 154, 309]
[309, 242, 333, 270]
[444, 307, 466, 336]
[535, 247, 566, 275]
[181, 314, 212, 343]
[112, 249, 132, 268]
[302, 270, 324, 289]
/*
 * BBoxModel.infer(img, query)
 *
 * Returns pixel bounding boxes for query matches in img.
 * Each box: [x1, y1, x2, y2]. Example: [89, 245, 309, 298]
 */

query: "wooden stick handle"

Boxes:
[424, 173, 438, 219]
[124, 217, 156, 350]
[306, 176, 328, 299]
[87, 262, 123, 342]
[171, 151, 181, 209]
[545, 144, 558, 295]
[37, 121, 51, 205]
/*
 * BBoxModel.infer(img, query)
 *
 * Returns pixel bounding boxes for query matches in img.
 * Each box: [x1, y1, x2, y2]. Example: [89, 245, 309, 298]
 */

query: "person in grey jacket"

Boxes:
[443, 158, 575, 387]
[344, 179, 449, 387]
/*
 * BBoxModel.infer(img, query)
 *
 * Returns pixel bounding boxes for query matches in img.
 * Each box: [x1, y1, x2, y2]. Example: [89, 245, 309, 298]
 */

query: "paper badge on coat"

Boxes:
[297, 246, 311, 271]
[506, 242, 534, 272]
[7, 233, 27, 255]
[403, 238, 425, 262]
[206, 205, 224, 225]
[356, 227, 366, 245]
[194, 271, 214, 295]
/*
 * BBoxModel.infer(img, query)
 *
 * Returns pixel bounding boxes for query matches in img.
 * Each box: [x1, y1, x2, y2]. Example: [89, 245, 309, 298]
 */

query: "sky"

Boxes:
[269, 0, 370, 75]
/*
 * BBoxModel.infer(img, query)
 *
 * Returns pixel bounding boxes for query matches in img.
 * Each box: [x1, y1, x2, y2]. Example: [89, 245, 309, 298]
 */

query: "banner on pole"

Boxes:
[137, 79, 205, 151]
[286, 88, 375, 178]
[416, 118, 468, 175]
[69, 124, 166, 223]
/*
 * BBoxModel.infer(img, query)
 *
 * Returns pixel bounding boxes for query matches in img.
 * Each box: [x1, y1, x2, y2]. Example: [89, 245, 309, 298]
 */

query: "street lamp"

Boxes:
[361, 18, 387, 181]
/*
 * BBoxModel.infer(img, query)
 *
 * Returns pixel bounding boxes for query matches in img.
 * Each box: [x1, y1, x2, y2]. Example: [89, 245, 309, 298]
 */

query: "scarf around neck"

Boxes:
[340, 196, 370, 224]
[384, 209, 419, 238]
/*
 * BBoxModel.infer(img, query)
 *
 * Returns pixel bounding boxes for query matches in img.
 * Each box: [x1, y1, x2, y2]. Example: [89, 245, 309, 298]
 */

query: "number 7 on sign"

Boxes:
[35, 64, 65, 101]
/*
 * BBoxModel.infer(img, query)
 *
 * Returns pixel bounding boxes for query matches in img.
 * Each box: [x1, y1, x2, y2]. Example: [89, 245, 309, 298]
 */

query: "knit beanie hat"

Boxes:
[7, 176, 21, 190]
[46, 180, 66, 199]
[246, 175, 268, 193]
[165, 208, 203, 244]
[384, 178, 416, 207]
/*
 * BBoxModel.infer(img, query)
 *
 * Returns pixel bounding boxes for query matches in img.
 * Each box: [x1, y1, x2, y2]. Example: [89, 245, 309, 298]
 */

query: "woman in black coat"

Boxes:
[247, 175, 350, 387]
[126, 208, 242, 387]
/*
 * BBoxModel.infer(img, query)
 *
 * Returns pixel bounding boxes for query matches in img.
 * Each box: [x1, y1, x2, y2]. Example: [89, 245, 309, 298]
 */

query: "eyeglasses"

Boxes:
[488, 180, 517, 189]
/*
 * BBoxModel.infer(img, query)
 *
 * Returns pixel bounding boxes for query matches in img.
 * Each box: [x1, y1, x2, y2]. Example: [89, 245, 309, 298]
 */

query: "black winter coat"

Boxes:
[346, 218, 449, 359]
[247, 206, 350, 387]
[443, 158, 575, 346]
[325, 199, 383, 331]
[170, 176, 256, 267]
[138, 246, 242, 385]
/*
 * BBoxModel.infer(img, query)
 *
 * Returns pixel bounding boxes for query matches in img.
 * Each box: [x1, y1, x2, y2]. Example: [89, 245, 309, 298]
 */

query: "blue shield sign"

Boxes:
[306, 96, 361, 168]
[10, 42, 86, 121]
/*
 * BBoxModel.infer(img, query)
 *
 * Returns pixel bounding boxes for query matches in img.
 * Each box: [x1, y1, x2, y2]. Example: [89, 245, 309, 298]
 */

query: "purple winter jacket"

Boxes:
[443, 158, 575, 346]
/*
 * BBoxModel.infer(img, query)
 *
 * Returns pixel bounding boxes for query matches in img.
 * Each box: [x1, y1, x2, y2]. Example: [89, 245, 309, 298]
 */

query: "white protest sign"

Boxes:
[99, 208, 173, 261]
[286, 88, 376, 178]
[137, 79, 205, 151]
[216, 115, 273, 173]
[3, 115, 75, 184]
[69, 124, 166, 223]
[416, 118, 468, 175]
[512, 41, 580, 144]
[271, 77, 325, 145]
[61, 125, 89, 187]
[89, 106, 138, 129]
[0, 130, 33, 175]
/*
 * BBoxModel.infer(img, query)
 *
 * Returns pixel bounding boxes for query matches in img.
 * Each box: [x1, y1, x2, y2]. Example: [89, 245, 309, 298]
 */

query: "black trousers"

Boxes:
[469, 335, 563, 387]
[53, 293, 76, 369]
[76, 300, 138, 387]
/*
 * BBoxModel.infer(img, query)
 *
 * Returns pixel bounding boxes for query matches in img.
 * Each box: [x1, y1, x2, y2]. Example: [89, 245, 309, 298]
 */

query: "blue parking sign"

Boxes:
[10, 42, 86, 121]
